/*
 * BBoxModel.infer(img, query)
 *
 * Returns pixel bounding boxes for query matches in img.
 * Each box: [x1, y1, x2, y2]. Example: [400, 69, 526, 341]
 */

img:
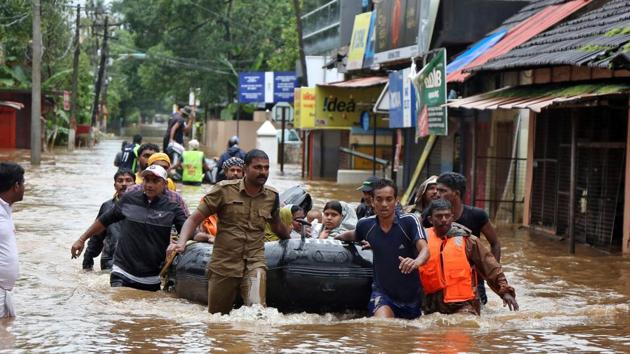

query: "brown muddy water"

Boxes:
[1, 139, 629, 353]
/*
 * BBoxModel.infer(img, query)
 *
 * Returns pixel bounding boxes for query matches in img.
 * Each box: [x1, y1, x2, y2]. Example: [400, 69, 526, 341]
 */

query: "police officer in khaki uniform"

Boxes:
[169, 149, 290, 314]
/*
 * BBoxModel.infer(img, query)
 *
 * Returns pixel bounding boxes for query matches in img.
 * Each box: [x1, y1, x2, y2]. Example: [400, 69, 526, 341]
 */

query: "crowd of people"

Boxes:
[74, 133, 520, 319]
[0, 104, 519, 320]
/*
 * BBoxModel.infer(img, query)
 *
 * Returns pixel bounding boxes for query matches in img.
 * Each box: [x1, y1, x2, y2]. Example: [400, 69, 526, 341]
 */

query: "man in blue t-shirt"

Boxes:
[337, 178, 429, 319]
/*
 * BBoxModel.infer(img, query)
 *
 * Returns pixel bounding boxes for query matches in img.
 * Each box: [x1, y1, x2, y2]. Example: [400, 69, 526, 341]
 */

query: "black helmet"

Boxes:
[228, 135, 240, 147]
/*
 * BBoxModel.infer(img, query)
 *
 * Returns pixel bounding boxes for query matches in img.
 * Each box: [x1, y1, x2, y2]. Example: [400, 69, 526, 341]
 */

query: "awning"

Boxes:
[0, 101, 25, 110]
[448, 0, 593, 83]
[318, 76, 388, 88]
[446, 83, 630, 112]
[446, 28, 507, 75]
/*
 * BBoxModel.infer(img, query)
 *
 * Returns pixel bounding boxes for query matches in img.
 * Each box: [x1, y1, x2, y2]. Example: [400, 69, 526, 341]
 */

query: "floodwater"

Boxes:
[1, 139, 629, 353]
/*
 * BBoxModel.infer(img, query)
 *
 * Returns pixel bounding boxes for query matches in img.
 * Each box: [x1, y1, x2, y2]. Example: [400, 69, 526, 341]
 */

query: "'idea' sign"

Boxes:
[314, 85, 386, 129]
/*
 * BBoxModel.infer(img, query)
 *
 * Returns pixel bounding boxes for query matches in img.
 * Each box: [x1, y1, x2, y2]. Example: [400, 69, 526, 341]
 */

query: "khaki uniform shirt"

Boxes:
[197, 179, 279, 277]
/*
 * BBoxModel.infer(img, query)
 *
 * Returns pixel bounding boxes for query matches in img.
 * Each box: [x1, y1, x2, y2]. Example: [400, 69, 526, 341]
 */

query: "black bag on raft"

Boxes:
[280, 185, 312, 213]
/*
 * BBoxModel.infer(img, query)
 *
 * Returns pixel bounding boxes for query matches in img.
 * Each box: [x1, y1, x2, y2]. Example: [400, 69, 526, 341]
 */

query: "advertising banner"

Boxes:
[373, 0, 440, 64]
[363, 11, 377, 68]
[314, 85, 385, 129]
[347, 12, 372, 71]
[412, 48, 447, 138]
[293, 87, 316, 129]
[238, 72, 296, 103]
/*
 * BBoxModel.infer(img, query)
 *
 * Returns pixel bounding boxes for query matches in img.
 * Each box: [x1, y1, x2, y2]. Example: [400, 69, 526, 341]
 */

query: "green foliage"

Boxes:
[112, 0, 300, 119]
[220, 102, 255, 120]
[0, 0, 302, 135]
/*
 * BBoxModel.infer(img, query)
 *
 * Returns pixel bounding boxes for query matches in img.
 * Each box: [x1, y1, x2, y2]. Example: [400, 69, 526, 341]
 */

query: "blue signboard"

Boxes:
[273, 72, 297, 103]
[238, 72, 265, 103]
[388, 68, 416, 128]
[238, 71, 296, 103]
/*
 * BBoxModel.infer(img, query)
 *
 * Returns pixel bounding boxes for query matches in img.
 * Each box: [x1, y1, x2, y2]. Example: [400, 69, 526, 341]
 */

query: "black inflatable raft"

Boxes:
[168, 238, 373, 314]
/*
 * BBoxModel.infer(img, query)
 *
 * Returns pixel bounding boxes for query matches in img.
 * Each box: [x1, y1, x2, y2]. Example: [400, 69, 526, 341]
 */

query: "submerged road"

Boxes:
[1, 139, 629, 352]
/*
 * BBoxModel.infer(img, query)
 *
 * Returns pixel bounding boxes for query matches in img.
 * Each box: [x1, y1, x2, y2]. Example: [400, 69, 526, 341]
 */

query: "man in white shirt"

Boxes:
[0, 162, 25, 318]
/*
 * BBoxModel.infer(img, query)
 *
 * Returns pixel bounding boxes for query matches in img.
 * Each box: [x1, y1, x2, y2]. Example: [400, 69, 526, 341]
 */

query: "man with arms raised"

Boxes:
[169, 149, 289, 314]
[337, 178, 429, 319]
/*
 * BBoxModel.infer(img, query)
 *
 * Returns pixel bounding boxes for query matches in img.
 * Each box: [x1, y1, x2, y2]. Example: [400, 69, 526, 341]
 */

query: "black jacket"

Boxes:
[99, 189, 187, 277]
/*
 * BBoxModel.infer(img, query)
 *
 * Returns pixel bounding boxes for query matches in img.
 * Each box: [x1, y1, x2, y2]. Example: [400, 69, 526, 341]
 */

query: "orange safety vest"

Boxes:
[419, 227, 476, 303]
[202, 215, 218, 236]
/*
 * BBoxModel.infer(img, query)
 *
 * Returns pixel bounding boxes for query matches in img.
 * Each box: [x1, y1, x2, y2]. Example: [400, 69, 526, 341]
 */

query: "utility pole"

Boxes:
[31, 0, 42, 165]
[292, 0, 308, 86]
[69, 4, 80, 151]
[91, 15, 108, 131]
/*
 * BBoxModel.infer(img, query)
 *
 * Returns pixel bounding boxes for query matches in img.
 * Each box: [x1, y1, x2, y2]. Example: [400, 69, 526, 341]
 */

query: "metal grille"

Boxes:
[531, 106, 627, 250]
[473, 119, 526, 224]
[574, 147, 625, 248]
[474, 156, 527, 223]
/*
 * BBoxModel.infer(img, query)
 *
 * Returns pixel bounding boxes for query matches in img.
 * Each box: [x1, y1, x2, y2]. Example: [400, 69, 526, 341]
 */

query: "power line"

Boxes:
[110, 43, 236, 73]
[0, 12, 28, 27]
[0, 12, 30, 21]
[110, 42, 234, 75]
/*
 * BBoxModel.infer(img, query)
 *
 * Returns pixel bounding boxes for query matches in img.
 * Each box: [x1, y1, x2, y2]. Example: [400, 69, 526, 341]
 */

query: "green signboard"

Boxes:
[412, 48, 447, 139]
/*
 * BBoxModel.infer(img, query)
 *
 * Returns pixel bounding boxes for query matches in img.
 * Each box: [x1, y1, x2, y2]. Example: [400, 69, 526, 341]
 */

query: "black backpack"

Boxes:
[118, 143, 136, 171]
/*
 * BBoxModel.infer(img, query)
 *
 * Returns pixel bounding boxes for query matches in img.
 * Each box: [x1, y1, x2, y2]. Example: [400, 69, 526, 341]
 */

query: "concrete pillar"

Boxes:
[256, 120, 278, 166]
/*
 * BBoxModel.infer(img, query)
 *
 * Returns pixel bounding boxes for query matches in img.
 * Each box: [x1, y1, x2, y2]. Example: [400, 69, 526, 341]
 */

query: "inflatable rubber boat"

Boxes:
[168, 238, 373, 314]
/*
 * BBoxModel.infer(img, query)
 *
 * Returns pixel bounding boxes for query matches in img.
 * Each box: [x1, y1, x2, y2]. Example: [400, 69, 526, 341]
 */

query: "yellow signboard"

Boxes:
[346, 12, 372, 71]
[314, 85, 386, 129]
[293, 87, 316, 129]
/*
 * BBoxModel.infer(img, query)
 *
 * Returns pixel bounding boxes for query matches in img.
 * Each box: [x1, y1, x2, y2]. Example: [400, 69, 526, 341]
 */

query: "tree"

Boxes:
[111, 0, 300, 120]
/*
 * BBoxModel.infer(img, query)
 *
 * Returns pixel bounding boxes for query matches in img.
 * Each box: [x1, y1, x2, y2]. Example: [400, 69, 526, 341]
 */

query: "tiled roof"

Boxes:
[500, 0, 570, 28]
[449, 0, 593, 82]
[472, 0, 630, 71]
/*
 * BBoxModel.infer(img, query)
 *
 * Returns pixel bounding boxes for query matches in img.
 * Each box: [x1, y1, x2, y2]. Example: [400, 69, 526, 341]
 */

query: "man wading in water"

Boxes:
[71, 165, 187, 291]
[169, 149, 290, 314]
[82, 169, 135, 271]
[420, 199, 518, 315]
[337, 178, 429, 319]
[434, 172, 501, 305]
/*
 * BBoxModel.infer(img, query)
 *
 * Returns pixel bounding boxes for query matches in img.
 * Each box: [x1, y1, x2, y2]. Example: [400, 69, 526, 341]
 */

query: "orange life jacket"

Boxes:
[202, 215, 218, 236]
[419, 227, 476, 303]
